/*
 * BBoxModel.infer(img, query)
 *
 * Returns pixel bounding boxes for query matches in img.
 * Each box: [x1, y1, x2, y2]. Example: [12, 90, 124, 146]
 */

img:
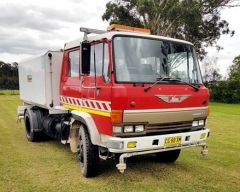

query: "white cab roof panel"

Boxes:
[64, 31, 193, 50]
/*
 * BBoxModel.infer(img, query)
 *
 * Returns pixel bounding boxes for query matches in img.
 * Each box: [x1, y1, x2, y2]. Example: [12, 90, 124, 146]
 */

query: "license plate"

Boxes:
[164, 136, 182, 146]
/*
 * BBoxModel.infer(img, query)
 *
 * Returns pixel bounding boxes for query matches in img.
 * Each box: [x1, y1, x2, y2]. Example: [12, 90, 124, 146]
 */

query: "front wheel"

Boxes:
[77, 126, 99, 177]
[155, 149, 181, 163]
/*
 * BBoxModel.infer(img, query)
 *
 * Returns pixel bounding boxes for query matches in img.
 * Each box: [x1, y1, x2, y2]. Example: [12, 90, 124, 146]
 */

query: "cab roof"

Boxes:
[64, 31, 193, 50]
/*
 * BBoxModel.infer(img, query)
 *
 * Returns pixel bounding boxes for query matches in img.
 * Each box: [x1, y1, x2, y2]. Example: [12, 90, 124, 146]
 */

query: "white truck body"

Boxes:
[19, 51, 63, 108]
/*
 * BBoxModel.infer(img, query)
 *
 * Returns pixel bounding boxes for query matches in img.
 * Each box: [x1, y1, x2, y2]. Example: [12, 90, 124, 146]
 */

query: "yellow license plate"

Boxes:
[164, 136, 182, 146]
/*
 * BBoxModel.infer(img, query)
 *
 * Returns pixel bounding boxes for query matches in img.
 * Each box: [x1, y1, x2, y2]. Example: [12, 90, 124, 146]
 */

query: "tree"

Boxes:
[228, 55, 240, 80]
[102, 0, 239, 59]
[202, 56, 222, 82]
[0, 61, 19, 90]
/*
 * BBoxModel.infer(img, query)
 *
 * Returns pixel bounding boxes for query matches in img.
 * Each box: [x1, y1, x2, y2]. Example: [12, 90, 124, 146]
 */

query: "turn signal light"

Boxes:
[111, 110, 123, 124]
[127, 141, 137, 148]
[200, 133, 206, 139]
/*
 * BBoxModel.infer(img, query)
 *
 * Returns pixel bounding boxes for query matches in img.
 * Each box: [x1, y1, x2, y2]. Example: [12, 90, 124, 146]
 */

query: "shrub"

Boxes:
[208, 80, 240, 103]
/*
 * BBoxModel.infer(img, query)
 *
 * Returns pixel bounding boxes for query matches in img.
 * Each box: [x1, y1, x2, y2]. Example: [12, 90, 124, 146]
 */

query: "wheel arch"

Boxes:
[70, 110, 101, 146]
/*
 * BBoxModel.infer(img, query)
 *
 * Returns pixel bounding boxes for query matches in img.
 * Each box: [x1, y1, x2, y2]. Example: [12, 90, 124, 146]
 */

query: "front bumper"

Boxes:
[107, 128, 210, 153]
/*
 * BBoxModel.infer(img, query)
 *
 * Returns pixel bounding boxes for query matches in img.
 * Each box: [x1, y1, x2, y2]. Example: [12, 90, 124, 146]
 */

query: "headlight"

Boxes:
[135, 125, 144, 132]
[113, 126, 122, 133]
[199, 120, 204, 126]
[192, 121, 199, 127]
[124, 125, 134, 133]
[192, 120, 205, 127]
[113, 124, 145, 134]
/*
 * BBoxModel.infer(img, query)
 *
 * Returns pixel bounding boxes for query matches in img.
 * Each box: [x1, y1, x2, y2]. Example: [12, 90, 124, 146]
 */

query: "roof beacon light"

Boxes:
[107, 24, 150, 34]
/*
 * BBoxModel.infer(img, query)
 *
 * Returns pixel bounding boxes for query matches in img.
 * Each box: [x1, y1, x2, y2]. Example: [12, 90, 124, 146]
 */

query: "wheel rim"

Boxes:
[78, 134, 84, 166]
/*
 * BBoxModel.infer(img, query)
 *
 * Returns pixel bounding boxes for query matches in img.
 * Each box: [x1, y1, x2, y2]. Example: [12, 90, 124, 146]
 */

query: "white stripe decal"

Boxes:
[106, 103, 111, 111]
[99, 102, 104, 111]
[60, 95, 111, 113]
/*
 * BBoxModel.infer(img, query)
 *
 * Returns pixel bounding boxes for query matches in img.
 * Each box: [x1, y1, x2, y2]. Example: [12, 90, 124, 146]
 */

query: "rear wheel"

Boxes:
[155, 149, 181, 163]
[24, 109, 41, 142]
[77, 126, 99, 177]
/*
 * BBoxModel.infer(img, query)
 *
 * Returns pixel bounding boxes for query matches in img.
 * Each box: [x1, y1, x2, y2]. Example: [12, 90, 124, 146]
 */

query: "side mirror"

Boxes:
[81, 42, 91, 75]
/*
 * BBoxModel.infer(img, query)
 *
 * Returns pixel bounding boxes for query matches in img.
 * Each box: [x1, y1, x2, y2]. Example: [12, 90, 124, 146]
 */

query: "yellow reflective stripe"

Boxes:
[63, 104, 111, 117]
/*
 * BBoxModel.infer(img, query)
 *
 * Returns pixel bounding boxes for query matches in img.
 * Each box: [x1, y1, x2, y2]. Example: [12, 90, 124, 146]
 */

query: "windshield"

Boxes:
[113, 36, 203, 84]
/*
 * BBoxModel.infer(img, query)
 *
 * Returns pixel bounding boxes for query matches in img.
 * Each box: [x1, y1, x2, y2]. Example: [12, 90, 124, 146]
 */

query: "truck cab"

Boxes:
[18, 25, 210, 177]
[60, 25, 210, 175]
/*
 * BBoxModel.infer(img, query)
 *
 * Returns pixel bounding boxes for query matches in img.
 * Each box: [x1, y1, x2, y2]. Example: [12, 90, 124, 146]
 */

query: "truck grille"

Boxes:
[114, 121, 204, 138]
[145, 121, 200, 135]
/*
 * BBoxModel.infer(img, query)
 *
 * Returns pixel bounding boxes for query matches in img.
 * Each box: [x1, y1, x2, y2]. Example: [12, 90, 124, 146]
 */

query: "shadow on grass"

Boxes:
[34, 137, 194, 179]
[99, 155, 177, 176]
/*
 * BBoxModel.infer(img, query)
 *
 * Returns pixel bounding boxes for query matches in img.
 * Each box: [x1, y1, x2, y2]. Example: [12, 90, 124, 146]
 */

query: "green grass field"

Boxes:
[0, 93, 239, 192]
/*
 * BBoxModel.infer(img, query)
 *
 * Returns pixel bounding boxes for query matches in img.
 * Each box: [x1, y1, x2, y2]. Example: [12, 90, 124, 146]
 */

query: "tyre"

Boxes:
[155, 149, 181, 163]
[24, 109, 41, 142]
[77, 126, 99, 177]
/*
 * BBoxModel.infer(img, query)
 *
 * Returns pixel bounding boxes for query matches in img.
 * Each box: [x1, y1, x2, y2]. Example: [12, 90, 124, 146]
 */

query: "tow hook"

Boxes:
[116, 153, 129, 173]
[116, 163, 126, 174]
[201, 145, 208, 156]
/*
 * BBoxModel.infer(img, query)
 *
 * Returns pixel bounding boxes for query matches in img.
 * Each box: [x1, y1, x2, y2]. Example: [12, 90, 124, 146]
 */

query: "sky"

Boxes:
[0, 0, 239, 77]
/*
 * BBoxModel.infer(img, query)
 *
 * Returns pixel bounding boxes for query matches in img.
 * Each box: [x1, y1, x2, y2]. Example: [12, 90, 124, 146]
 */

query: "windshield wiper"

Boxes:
[144, 77, 200, 92]
[165, 78, 200, 92]
[144, 77, 171, 92]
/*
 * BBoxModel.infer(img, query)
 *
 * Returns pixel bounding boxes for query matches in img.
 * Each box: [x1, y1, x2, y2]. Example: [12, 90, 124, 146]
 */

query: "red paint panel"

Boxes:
[111, 83, 209, 110]
[91, 115, 112, 135]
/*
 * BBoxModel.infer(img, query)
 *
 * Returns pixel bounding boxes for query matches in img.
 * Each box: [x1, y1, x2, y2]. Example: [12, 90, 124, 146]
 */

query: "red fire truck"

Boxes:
[17, 24, 210, 177]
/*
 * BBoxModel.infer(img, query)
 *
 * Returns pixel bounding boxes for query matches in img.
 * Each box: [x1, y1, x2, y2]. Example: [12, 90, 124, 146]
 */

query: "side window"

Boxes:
[103, 43, 110, 82]
[68, 50, 79, 77]
[90, 43, 103, 76]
